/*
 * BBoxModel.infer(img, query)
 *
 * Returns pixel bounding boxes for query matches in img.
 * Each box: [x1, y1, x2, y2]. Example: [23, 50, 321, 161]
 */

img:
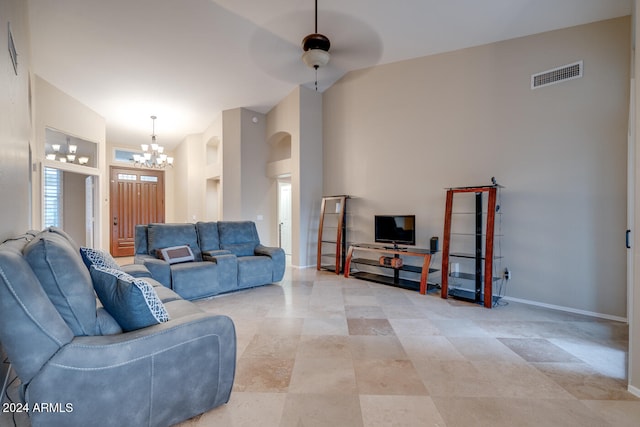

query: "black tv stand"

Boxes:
[344, 243, 438, 294]
[383, 244, 406, 251]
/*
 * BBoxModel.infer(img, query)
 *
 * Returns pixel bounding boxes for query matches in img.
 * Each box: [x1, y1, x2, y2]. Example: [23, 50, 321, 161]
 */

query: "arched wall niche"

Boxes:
[268, 131, 292, 163]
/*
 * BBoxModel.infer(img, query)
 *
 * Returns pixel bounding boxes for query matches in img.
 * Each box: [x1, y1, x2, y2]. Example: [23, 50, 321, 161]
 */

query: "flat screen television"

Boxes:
[374, 215, 416, 247]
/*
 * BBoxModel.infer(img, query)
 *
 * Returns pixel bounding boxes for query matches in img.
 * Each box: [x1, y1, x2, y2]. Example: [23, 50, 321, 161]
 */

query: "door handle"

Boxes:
[626, 229, 631, 249]
[113, 216, 118, 226]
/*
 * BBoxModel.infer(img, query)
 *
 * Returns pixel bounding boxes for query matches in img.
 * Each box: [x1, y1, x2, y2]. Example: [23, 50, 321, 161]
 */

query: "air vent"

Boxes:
[531, 61, 583, 89]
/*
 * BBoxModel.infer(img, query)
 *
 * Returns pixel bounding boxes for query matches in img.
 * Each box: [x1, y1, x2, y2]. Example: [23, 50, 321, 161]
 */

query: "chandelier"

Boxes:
[45, 136, 90, 165]
[133, 115, 174, 168]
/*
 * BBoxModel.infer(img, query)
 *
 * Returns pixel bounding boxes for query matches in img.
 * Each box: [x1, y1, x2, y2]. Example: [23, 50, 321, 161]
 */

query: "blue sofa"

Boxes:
[0, 227, 236, 427]
[134, 221, 286, 300]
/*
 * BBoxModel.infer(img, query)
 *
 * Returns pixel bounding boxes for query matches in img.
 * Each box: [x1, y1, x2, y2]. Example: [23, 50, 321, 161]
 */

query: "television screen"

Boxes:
[374, 215, 416, 246]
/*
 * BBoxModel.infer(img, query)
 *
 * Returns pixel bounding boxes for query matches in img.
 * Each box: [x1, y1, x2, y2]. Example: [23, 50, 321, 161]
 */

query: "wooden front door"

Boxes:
[110, 167, 165, 256]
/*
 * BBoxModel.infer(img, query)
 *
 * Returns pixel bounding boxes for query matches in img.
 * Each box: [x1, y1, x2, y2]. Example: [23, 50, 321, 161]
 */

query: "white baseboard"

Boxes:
[629, 384, 640, 398]
[290, 264, 315, 269]
[501, 296, 628, 323]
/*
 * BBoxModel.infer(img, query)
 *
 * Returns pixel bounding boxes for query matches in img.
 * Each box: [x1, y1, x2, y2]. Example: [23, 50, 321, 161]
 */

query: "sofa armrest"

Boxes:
[202, 249, 233, 259]
[135, 255, 171, 287]
[255, 244, 286, 281]
[26, 312, 236, 427]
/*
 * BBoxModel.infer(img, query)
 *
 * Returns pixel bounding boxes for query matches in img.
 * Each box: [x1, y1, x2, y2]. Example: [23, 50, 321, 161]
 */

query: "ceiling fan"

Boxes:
[301, 0, 331, 90]
[247, 1, 382, 92]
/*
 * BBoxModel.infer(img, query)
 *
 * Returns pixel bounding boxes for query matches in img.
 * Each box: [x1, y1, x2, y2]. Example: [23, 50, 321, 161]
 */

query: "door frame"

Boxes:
[109, 166, 165, 256]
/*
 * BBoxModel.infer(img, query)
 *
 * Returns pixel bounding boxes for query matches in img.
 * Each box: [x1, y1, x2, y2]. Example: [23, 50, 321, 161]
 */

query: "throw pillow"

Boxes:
[80, 247, 121, 271]
[90, 266, 170, 332]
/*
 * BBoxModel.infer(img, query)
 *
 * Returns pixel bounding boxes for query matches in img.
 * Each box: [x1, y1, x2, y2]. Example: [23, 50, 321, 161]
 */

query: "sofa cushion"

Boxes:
[237, 256, 273, 289]
[95, 307, 123, 335]
[90, 266, 170, 332]
[218, 221, 260, 257]
[170, 261, 222, 300]
[147, 223, 202, 262]
[23, 229, 98, 336]
[0, 248, 75, 384]
[80, 247, 121, 270]
[223, 242, 256, 257]
[196, 222, 221, 252]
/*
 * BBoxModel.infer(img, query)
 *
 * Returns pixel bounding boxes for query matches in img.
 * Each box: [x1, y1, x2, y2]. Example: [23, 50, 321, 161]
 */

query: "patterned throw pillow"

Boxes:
[90, 266, 170, 332]
[80, 247, 121, 270]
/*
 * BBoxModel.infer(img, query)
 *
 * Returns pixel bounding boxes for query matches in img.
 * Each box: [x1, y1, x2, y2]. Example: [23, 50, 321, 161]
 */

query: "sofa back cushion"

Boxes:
[134, 224, 149, 255]
[196, 222, 221, 252]
[218, 221, 260, 257]
[0, 243, 74, 384]
[147, 223, 202, 262]
[23, 229, 98, 336]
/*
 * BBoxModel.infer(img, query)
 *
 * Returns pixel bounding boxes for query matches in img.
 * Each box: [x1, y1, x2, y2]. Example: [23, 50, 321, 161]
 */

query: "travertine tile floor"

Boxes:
[177, 267, 640, 427]
[3, 266, 639, 426]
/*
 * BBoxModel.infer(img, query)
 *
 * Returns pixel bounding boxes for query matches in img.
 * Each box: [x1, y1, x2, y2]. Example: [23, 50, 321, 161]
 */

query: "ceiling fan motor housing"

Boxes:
[302, 33, 330, 52]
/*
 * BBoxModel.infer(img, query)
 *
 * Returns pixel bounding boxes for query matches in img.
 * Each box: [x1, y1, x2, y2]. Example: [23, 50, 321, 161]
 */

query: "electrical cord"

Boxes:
[2, 357, 19, 427]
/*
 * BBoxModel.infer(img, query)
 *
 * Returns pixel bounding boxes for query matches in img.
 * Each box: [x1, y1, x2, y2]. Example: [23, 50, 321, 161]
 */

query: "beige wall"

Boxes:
[0, 0, 31, 242]
[169, 108, 275, 245]
[33, 76, 107, 248]
[62, 171, 87, 245]
[324, 17, 630, 318]
[630, 0, 640, 399]
[267, 86, 323, 267]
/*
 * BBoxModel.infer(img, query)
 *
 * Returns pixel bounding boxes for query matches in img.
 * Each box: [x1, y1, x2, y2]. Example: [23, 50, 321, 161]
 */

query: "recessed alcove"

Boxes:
[267, 131, 292, 178]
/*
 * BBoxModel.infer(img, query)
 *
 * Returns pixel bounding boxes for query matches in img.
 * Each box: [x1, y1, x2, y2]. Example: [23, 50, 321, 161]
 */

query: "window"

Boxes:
[43, 167, 63, 227]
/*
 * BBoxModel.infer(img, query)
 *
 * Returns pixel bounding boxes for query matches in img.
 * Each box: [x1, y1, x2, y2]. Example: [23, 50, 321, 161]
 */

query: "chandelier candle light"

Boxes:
[133, 115, 174, 168]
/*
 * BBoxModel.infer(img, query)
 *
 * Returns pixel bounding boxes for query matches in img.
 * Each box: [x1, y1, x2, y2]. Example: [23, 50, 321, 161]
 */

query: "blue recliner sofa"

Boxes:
[134, 221, 286, 300]
[0, 227, 236, 427]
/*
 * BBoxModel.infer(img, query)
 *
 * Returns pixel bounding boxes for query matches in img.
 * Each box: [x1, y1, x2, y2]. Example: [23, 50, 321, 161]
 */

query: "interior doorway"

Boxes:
[278, 179, 292, 256]
[110, 166, 165, 256]
[42, 166, 98, 247]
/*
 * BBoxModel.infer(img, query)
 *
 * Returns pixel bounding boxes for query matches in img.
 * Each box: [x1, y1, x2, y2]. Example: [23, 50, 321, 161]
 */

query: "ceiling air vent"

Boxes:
[531, 61, 583, 90]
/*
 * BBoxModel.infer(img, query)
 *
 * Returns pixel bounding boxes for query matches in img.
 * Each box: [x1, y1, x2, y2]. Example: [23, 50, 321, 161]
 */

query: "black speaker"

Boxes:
[430, 236, 439, 252]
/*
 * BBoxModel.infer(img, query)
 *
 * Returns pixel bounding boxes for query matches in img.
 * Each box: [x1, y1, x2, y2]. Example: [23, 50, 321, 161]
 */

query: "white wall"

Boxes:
[0, 0, 31, 242]
[324, 17, 630, 318]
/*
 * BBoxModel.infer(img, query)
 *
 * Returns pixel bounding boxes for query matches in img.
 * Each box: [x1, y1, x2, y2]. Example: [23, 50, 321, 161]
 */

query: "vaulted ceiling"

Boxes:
[28, 0, 632, 149]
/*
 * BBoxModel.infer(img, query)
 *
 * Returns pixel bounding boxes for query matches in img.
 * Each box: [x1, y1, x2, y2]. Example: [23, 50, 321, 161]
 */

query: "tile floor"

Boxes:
[175, 267, 640, 427]
[3, 266, 639, 426]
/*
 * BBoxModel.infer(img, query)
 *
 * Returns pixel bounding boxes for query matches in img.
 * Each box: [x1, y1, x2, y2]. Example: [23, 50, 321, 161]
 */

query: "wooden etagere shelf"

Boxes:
[317, 195, 349, 274]
[441, 184, 503, 308]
